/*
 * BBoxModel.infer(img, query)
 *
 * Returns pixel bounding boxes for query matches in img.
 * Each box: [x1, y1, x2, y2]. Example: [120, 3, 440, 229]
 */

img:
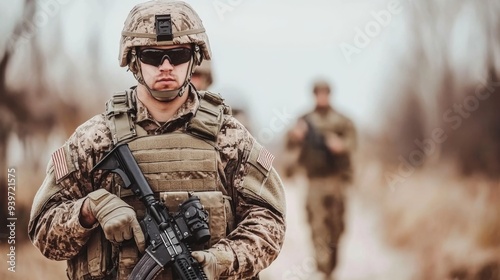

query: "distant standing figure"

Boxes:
[285, 80, 357, 279]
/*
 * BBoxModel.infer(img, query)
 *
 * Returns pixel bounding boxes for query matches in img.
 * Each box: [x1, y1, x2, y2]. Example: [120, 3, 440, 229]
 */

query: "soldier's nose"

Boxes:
[159, 56, 174, 71]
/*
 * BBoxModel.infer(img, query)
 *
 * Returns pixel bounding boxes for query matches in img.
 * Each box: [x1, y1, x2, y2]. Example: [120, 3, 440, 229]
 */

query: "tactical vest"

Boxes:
[298, 112, 352, 179]
[67, 88, 235, 280]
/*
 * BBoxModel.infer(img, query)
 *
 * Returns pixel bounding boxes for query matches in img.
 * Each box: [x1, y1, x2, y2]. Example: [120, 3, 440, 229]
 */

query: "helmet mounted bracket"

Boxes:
[155, 14, 173, 42]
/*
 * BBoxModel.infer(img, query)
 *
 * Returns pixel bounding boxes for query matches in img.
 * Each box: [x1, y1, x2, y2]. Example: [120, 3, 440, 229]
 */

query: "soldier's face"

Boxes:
[139, 44, 192, 91]
[315, 89, 331, 108]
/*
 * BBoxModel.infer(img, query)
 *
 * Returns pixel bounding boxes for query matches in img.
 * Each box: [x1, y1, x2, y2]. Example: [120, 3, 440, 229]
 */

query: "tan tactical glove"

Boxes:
[87, 189, 145, 252]
[192, 249, 233, 280]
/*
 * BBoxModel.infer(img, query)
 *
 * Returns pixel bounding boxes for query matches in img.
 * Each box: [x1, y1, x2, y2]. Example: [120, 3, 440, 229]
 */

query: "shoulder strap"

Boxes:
[106, 89, 229, 145]
[105, 88, 146, 145]
[186, 90, 231, 144]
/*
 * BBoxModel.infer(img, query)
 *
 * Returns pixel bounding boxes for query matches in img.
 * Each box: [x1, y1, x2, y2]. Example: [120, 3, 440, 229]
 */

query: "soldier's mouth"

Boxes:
[157, 77, 176, 82]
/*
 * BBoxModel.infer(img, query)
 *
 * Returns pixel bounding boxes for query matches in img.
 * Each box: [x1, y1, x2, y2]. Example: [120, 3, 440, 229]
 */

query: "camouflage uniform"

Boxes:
[286, 104, 356, 278]
[28, 1, 285, 279]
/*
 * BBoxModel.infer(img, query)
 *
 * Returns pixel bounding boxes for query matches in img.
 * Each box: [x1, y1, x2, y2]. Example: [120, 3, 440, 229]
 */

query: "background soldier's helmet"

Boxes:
[193, 60, 213, 87]
[119, 0, 212, 70]
[194, 60, 212, 77]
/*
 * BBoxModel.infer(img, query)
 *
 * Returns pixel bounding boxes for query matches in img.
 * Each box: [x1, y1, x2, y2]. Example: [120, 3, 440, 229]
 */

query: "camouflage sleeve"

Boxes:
[28, 114, 113, 260]
[215, 116, 286, 279]
[282, 117, 309, 177]
[337, 116, 357, 153]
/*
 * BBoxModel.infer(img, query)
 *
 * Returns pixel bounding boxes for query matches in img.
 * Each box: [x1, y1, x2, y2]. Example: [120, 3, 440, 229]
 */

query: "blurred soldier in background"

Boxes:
[28, 1, 286, 279]
[285, 80, 356, 279]
[191, 59, 213, 91]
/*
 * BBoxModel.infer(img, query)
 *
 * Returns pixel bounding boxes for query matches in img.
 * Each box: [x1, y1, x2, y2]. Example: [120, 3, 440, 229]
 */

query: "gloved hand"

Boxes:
[192, 249, 233, 280]
[87, 189, 145, 252]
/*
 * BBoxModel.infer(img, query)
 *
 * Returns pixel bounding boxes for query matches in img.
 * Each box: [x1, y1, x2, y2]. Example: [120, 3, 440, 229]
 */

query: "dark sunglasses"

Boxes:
[138, 47, 192, 67]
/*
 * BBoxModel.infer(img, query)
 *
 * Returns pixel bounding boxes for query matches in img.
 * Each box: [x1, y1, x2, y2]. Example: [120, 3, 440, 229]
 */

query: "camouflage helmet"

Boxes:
[119, 0, 212, 68]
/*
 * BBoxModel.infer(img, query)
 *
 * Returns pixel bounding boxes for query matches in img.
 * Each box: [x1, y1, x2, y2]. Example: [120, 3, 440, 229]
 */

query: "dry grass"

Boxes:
[380, 168, 500, 279]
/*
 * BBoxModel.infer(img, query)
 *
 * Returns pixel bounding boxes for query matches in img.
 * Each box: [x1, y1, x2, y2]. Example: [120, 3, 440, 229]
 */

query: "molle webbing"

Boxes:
[118, 133, 219, 198]
[105, 89, 146, 145]
[186, 91, 226, 143]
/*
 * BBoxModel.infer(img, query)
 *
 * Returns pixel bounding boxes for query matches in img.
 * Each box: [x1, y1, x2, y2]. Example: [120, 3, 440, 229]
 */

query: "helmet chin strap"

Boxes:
[132, 50, 197, 102]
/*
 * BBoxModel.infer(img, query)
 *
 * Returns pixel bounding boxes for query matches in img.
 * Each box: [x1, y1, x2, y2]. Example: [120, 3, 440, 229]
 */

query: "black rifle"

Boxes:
[92, 144, 210, 280]
[299, 117, 336, 177]
[303, 118, 329, 152]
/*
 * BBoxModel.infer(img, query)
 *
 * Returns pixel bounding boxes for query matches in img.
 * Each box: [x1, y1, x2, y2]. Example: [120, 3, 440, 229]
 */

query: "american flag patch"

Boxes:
[257, 147, 274, 172]
[52, 146, 69, 181]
